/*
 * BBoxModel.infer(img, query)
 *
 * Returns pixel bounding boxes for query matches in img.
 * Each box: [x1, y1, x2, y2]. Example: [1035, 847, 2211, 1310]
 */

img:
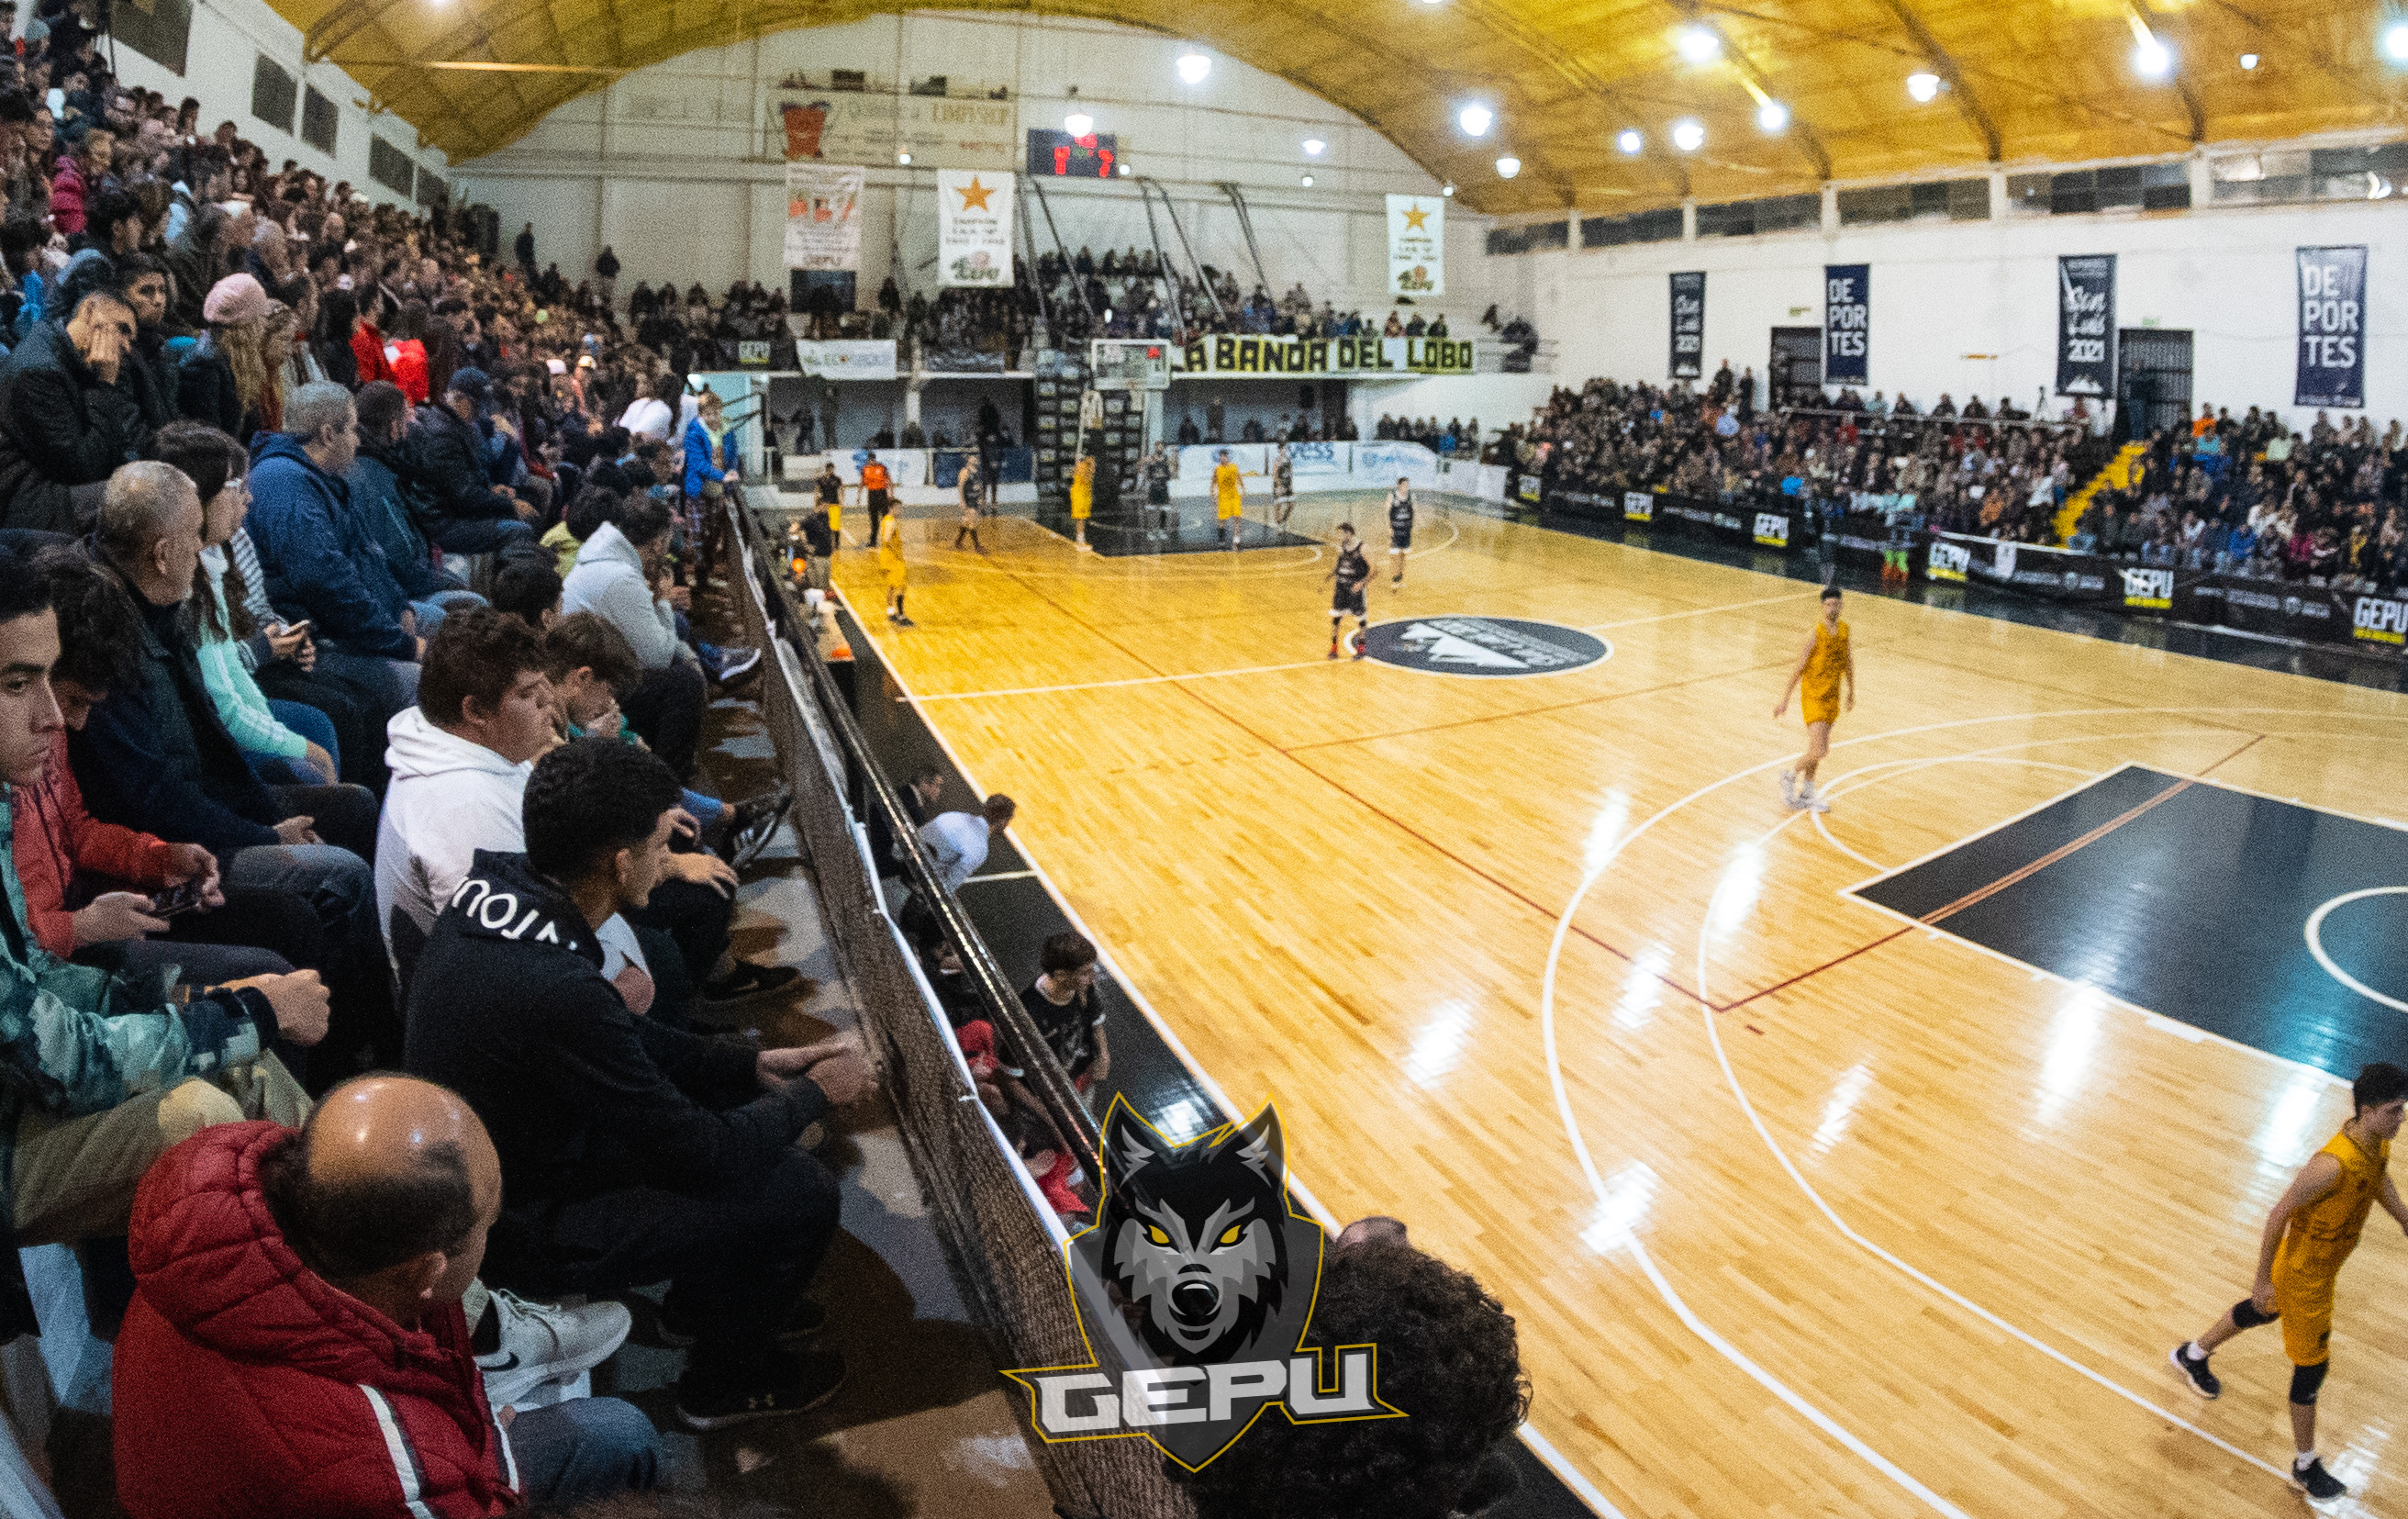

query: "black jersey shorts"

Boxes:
[1332, 584, 1367, 618]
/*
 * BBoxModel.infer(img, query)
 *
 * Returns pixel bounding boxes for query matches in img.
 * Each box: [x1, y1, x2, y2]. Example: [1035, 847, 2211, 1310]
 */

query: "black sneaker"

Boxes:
[2292, 1457, 2346, 1502]
[675, 1348, 846, 1430]
[727, 785, 793, 869]
[2168, 1344, 2220, 1399]
[656, 1295, 828, 1349]
[700, 962, 809, 1011]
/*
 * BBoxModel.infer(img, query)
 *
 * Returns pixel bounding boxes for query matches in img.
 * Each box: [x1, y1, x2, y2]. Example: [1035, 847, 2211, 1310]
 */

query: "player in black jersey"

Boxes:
[1326, 523, 1372, 660]
[1386, 477, 1416, 588]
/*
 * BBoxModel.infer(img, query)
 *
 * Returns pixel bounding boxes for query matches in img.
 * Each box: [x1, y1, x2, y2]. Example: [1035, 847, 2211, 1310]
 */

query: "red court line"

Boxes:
[1715, 927, 1913, 1013]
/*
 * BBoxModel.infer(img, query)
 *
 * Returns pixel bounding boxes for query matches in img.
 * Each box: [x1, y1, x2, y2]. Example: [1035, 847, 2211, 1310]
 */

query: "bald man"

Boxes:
[114, 1076, 659, 1519]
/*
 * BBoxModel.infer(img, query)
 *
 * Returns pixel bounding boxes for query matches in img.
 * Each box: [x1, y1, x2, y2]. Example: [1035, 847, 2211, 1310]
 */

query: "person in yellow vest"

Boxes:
[2170, 1062, 2408, 1502]
[1068, 453, 1095, 551]
[1213, 448, 1243, 550]
[1772, 585, 1852, 812]
[879, 511, 913, 627]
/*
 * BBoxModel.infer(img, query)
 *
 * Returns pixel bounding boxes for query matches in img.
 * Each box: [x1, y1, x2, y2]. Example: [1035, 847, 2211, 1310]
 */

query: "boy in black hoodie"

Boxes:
[403, 739, 874, 1429]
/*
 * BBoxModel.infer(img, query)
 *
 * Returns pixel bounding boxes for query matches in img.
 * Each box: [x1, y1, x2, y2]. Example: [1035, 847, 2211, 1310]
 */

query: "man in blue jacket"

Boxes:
[349, 380, 483, 635]
[246, 383, 426, 703]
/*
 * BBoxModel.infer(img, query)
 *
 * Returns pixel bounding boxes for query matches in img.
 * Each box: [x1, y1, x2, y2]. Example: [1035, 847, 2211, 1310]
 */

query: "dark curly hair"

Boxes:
[1176, 1240, 1530, 1519]
[34, 545, 136, 697]
[522, 738, 679, 882]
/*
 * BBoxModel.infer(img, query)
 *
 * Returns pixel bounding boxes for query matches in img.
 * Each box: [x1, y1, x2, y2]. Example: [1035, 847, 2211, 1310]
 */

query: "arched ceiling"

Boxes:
[285, 0, 2408, 214]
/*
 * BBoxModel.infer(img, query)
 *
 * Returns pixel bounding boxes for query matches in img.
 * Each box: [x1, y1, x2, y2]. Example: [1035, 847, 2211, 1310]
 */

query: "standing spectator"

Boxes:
[594, 245, 619, 309]
[1019, 930, 1109, 1096]
[514, 221, 536, 275]
[918, 793, 1015, 893]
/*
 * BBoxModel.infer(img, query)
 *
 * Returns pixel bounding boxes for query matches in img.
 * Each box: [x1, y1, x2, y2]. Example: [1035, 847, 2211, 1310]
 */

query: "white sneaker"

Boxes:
[1778, 771, 1799, 810]
[478, 1290, 632, 1406]
[1805, 785, 1831, 814]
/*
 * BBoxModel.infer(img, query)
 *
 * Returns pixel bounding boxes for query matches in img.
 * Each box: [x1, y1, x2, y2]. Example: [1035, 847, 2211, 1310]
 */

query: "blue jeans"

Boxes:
[410, 589, 486, 635]
[683, 787, 725, 824]
[249, 699, 340, 786]
[507, 1397, 659, 1505]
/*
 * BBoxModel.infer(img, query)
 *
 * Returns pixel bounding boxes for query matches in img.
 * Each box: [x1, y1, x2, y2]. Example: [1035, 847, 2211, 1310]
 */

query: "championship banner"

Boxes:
[1387, 195, 1444, 297]
[1176, 335, 1476, 376]
[776, 91, 1018, 170]
[2056, 254, 2115, 397]
[937, 170, 1013, 288]
[1823, 264, 1869, 384]
[784, 164, 863, 272]
[1669, 272, 1704, 380]
[2296, 245, 2366, 409]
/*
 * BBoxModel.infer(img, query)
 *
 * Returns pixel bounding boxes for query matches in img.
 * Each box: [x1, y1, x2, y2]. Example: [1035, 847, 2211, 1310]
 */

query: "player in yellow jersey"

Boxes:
[1068, 452, 1095, 551]
[1771, 585, 1852, 812]
[2171, 1062, 2408, 1502]
[879, 510, 913, 627]
[1213, 449, 1243, 549]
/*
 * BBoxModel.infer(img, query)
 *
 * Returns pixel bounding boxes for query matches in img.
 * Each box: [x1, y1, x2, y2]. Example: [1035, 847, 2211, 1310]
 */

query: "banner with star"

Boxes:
[784, 163, 863, 272]
[1386, 194, 1444, 298]
[939, 169, 1014, 288]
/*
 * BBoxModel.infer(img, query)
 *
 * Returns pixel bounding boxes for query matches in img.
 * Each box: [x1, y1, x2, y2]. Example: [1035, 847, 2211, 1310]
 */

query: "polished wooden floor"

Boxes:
[831, 494, 2408, 1519]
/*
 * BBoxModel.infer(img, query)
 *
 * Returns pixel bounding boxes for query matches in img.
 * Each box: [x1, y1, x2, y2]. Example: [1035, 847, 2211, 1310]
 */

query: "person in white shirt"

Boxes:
[617, 373, 676, 445]
[917, 795, 1016, 894]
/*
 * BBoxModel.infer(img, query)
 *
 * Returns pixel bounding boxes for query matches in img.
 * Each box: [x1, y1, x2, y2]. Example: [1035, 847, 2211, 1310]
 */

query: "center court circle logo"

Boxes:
[1357, 616, 1610, 677]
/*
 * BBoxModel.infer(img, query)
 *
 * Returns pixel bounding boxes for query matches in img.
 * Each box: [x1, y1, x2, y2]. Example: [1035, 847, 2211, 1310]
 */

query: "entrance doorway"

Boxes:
[1769, 327, 1823, 408]
[2116, 328, 2193, 441]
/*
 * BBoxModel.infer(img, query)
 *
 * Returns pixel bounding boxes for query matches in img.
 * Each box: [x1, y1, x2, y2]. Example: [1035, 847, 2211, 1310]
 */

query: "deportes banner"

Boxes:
[937, 170, 1013, 288]
[783, 163, 863, 272]
[2056, 254, 2115, 397]
[1386, 195, 1444, 297]
[1823, 264, 1869, 384]
[2296, 245, 2366, 408]
[1669, 272, 1704, 380]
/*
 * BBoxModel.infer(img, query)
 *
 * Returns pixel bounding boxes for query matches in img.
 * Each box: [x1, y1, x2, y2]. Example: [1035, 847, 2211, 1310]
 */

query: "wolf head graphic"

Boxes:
[1097, 1102, 1292, 1366]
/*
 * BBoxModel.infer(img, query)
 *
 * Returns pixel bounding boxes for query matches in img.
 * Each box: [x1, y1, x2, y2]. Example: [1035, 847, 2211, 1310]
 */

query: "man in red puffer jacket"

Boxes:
[113, 1076, 659, 1518]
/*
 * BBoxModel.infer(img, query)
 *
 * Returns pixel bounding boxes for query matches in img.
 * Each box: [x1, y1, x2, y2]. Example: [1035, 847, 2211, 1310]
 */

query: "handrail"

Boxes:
[730, 503, 1101, 1162]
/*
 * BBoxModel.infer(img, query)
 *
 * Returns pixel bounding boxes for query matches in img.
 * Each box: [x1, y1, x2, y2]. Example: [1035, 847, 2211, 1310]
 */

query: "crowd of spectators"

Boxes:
[2068, 403, 2408, 590]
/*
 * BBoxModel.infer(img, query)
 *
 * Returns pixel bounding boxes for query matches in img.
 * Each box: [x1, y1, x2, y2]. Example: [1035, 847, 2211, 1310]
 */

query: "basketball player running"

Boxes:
[1213, 448, 1243, 550]
[2171, 1062, 2408, 1503]
[1271, 444, 1295, 529]
[879, 510, 913, 626]
[1386, 476, 1415, 587]
[1773, 585, 1852, 812]
[954, 456, 986, 553]
[1326, 523, 1371, 660]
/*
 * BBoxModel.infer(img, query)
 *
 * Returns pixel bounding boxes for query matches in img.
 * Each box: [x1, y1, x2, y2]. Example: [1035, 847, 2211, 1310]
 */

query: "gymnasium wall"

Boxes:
[97, 0, 452, 205]
[451, 11, 1503, 327]
[1506, 186, 2408, 431]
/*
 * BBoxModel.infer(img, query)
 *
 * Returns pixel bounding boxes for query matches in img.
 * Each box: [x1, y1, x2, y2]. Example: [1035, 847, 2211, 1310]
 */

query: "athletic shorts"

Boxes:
[1800, 687, 1840, 727]
[1390, 532, 1412, 552]
[2277, 1269, 2336, 1367]
[868, 488, 891, 510]
[1147, 482, 1170, 505]
[1332, 586, 1366, 618]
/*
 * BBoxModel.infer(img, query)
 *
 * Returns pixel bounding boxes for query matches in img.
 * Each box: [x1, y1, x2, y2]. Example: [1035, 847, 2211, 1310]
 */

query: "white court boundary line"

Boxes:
[909, 513, 1463, 581]
[1691, 741, 2312, 1491]
[1583, 588, 1818, 631]
[2305, 888, 2408, 1015]
[1538, 706, 2408, 1513]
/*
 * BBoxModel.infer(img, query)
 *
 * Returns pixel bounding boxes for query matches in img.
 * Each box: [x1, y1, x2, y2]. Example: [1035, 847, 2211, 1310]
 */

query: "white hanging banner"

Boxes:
[785, 163, 864, 271]
[1387, 194, 1444, 298]
[938, 169, 1015, 287]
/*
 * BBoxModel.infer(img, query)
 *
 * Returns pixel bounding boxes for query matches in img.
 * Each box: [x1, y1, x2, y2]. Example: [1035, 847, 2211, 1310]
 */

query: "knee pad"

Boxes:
[2291, 1359, 2330, 1405]
[2231, 1298, 2280, 1330]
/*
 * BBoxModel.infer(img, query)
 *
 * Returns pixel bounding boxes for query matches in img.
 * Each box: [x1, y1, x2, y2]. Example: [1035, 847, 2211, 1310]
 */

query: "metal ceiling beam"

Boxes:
[1667, 0, 1832, 182]
[2129, 0, 2207, 143]
[1877, 0, 2000, 162]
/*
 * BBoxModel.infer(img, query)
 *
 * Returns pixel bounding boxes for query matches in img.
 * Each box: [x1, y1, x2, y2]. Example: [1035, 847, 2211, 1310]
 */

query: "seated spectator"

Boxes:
[73, 461, 393, 1080]
[561, 493, 704, 778]
[405, 739, 870, 1427]
[491, 558, 563, 629]
[113, 254, 177, 433]
[178, 274, 272, 443]
[540, 483, 616, 580]
[246, 381, 428, 698]
[0, 285, 146, 534]
[0, 538, 329, 1345]
[1175, 1233, 1528, 1519]
[919, 792, 1016, 893]
[402, 366, 541, 560]
[351, 379, 483, 632]
[113, 1077, 658, 1518]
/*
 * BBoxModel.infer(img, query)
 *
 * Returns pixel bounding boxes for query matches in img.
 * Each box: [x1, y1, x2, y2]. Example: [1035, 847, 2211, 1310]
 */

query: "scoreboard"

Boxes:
[1027, 128, 1120, 178]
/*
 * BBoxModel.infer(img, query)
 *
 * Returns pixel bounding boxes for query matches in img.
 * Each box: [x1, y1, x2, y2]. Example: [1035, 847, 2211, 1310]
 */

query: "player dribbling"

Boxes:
[1327, 523, 1371, 660]
[1773, 585, 1852, 812]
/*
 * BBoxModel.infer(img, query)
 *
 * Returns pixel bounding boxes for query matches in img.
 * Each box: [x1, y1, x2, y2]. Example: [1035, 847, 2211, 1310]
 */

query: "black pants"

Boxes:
[516, 1149, 841, 1379]
[622, 660, 705, 782]
[626, 877, 730, 1031]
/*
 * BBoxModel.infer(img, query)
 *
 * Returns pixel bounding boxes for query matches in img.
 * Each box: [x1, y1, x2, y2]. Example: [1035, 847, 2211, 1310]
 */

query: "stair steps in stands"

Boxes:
[2057, 441, 2146, 544]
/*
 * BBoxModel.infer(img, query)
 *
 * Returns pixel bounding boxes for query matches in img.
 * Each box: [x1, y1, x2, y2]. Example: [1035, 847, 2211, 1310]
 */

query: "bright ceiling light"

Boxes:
[1676, 26, 1720, 63]
[1176, 50, 1211, 84]
[1065, 110, 1094, 136]
[1458, 103, 1494, 137]
[2238, 51, 2259, 70]
[1616, 128, 1644, 154]
[1117, 162, 1132, 175]
[1671, 117, 1705, 151]
[1300, 173, 1315, 186]
[1906, 71, 1941, 102]
[2133, 36, 2171, 76]
[1757, 100, 1789, 132]
[896, 151, 911, 164]
[1495, 155, 1522, 178]
[1302, 137, 1326, 156]
[2387, 22, 2408, 60]
[1442, 182, 1455, 196]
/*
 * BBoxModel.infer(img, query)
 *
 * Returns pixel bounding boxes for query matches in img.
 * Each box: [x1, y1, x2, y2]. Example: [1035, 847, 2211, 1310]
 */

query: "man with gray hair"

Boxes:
[246, 381, 427, 704]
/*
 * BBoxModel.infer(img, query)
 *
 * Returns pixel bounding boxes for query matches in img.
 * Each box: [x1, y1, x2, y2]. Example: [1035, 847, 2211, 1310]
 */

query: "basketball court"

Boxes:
[824, 492, 2408, 1518]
